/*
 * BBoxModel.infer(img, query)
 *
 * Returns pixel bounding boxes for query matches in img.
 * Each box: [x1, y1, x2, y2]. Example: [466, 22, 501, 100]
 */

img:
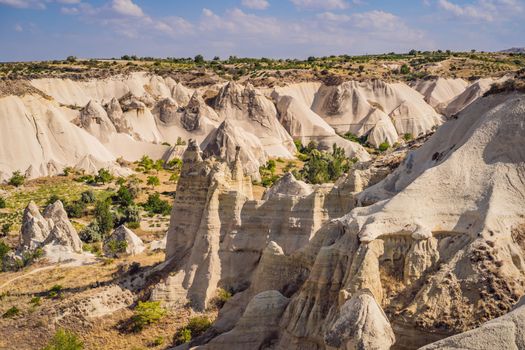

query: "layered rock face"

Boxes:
[159, 92, 525, 349]
[152, 141, 371, 311]
[211, 82, 296, 158]
[312, 80, 443, 147]
[272, 85, 370, 160]
[412, 77, 468, 111]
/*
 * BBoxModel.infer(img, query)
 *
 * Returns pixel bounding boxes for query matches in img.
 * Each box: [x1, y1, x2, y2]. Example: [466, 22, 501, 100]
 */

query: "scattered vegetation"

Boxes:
[142, 193, 171, 215]
[8, 171, 25, 187]
[42, 329, 83, 350]
[211, 288, 232, 309]
[130, 301, 167, 332]
[259, 160, 279, 187]
[175, 316, 212, 345]
[104, 239, 128, 257]
[47, 284, 63, 299]
[294, 142, 356, 184]
[378, 142, 390, 152]
[2, 306, 20, 318]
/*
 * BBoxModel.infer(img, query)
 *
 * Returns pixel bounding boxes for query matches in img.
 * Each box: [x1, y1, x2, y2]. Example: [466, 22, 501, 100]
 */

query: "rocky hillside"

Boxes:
[0, 68, 514, 182]
[0, 61, 524, 350]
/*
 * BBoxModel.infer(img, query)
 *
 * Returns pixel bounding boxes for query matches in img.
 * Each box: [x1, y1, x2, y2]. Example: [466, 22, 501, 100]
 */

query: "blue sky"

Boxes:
[0, 0, 524, 61]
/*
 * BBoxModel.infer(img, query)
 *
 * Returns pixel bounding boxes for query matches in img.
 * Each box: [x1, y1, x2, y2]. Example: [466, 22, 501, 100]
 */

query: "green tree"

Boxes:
[8, 171, 25, 187]
[94, 200, 114, 237]
[143, 193, 171, 215]
[194, 54, 205, 64]
[114, 186, 134, 207]
[400, 64, 410, 74]
[95, 168, 113, 184]
[0, 197, 6, 209]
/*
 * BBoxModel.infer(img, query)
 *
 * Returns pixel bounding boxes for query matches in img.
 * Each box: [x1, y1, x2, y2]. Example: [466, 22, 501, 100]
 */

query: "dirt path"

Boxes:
[0, 263, 80, 291]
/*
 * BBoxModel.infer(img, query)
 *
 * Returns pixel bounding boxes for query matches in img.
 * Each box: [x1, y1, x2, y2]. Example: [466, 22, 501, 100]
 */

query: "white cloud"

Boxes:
[290, 0, 350, 10]
[437, 0, 523, 21]
[0, 0, 45, 9]
[241, 0, 270, 10]
[14, 23, 23, 31]
[111, 0, 144, 17]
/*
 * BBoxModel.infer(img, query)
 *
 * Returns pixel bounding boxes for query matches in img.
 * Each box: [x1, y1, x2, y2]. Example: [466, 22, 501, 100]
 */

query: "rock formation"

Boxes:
[104, 225, 145, 256]
[412, 77, 468, 110]
[311, 80, 443, 147]
[272, 86, 370, 160]
[211, 82, 296, 158]
[199, 290, 290, 350]
[42, 200, 83, 253]
[202, 121, 267, 179]
[79, 100, 117, 142]
[20, 201, 52, 250]
[324, 289, 395, 350]
[16, 200, 84, 263]
[156, 91, 525, 349]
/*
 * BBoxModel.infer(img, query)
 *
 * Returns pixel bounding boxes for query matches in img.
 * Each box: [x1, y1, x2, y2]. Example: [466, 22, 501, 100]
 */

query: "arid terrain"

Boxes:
[0, 51, 525, 350]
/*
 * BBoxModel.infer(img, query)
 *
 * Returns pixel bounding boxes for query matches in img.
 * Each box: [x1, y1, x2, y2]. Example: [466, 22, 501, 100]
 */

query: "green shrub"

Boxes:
[342, 132, 367, 145]
[8, 171, 25, 187]
[403, 133, 413, 141]
[47, 285, 63, 298]
[142, 193, 171, 215]
[105, 239, 128, 257]
[30, 296, 42, 306]
[0, 197, 6, 209]
[150, 336, 164, 347]
[166, 158, 182, 170]
[186, 316, 212, 337]
[299, 144, 353, 184]
[400, 64, 410, 74]
[62, 167, 74, 176]
[79, 221, 102, 243]
[80, 190, 96, 204]
[130, 301, 166, 332]
[2, 306, 19, 318]
[147, 176, 160, 189]
[46, 194, 64, 207]
[1, 223, 11, 236]
[0, 240, 11, 268]
[42, 329, 83, 350]
[138, 155, 154, 172]
[114, 186, 135, 207]
[175, 328, 192, 345]
[212, 288, 232, 308]
[378, 142, 390, 152]
[65, 201, 86, 218]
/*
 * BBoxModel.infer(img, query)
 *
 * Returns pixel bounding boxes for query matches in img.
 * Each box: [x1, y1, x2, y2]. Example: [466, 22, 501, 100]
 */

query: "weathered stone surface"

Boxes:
[324, 289, 395, 350]
[420, 299, 525, 350]
[104, 225, 145, 256]
[42, 200, 83, 253]
[199, 290, 289, 350]
[20, 200, 52, 250]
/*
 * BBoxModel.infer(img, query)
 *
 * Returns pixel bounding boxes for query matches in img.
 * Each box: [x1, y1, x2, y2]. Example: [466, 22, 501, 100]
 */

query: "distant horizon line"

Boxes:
[2, 47, 524, 64]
